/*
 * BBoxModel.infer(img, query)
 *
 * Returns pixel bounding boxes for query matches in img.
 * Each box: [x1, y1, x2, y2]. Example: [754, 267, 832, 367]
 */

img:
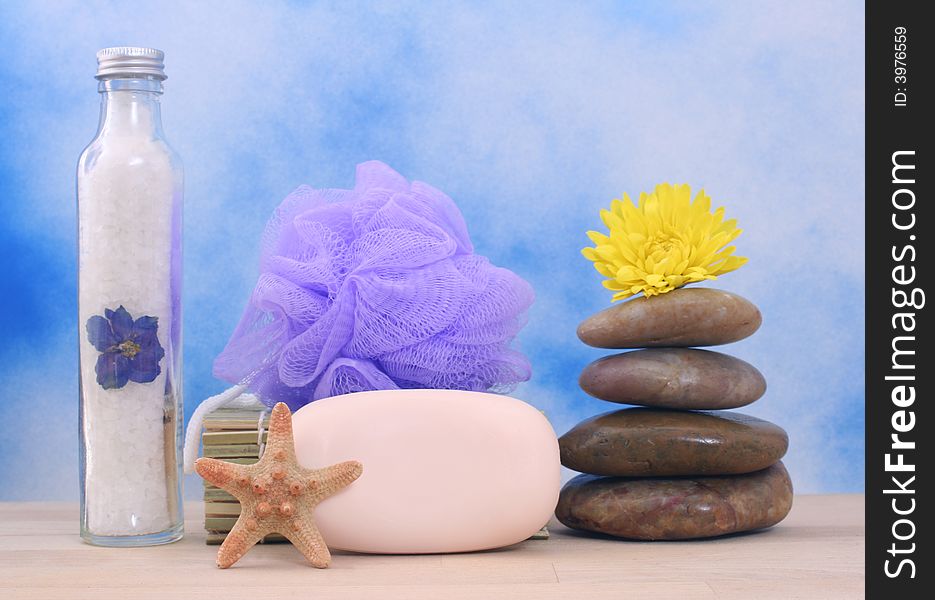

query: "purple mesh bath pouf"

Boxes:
[213, 161, 535, 411]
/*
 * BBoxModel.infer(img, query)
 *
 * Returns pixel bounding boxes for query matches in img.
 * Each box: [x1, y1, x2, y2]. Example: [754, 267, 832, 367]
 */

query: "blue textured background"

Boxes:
[0, 0, 864, 499]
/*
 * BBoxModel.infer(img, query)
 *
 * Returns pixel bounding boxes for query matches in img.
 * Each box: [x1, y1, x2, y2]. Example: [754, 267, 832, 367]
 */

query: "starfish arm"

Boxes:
[194, 402, 359, 569]
[216, 517, 270, 569]
[315, 460, 363, 495]
[264, 402, 297, 461]
[282, 518, 332, 568]
[195, 457, 248, 494]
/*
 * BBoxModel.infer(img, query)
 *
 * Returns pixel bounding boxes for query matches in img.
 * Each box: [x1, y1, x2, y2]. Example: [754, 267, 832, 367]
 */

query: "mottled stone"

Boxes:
[577, 288, 762, 348]
[559, 408, 787, 476]
[579, 348, 766, 409]
[555, 462, 793, 540]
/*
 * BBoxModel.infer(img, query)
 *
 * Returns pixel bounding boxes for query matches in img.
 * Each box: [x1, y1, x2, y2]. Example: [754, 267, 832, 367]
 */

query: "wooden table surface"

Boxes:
[0, 495, 864, 599]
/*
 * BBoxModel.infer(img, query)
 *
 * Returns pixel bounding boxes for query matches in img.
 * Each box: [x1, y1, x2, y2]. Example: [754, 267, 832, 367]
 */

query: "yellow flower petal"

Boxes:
[615, 265, 643, 281]
[595, 244, 622, 262]
[586, 230, 610, 246]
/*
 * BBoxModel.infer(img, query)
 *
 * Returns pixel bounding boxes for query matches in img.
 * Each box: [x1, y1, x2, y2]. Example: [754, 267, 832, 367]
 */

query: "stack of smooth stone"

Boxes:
[556, 288, 793, 540]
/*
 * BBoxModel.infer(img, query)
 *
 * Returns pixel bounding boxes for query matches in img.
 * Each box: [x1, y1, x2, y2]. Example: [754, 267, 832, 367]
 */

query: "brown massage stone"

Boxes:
[559, 408, 788, 477]
[555, 462, 794, 540]
[577, 287, 762, 348]
[579, 348, 766, 409]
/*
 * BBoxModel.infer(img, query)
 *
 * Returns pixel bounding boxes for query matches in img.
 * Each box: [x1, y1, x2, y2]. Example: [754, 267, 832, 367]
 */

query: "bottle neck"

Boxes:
[96, 77, 165, 138]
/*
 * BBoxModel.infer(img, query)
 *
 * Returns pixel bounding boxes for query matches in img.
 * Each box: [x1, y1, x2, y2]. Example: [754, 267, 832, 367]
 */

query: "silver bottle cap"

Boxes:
[95, 47, 166, 80]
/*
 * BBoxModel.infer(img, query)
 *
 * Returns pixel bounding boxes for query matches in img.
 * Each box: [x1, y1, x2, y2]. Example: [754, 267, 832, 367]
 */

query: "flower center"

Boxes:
[647, 234, 679, 256]
[117, 339, 141, 358]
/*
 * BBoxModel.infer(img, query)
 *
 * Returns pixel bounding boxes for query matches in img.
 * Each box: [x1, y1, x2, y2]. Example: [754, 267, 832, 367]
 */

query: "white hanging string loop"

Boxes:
[256, 406, 270, 459]
[182, 384, 249, 474]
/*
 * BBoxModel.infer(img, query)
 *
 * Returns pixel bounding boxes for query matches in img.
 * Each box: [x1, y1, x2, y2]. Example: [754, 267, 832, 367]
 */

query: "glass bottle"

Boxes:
[76, 47, 183, 546]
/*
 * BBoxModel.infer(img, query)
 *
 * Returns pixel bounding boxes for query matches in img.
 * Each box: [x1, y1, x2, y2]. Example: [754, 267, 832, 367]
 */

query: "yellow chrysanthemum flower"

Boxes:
[582, 183, 747, 302]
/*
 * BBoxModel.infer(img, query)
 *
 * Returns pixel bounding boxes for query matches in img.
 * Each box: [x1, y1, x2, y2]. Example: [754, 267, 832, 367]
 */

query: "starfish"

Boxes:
[195, 402, 362, 568]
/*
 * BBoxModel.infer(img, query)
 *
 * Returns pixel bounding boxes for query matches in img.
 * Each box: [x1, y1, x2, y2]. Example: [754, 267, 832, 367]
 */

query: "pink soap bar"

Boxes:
[292, 389, 560, 553]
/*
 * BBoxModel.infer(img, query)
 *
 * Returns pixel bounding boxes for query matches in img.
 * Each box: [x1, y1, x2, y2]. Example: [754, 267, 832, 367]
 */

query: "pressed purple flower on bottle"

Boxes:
[86, 306, 165, 390]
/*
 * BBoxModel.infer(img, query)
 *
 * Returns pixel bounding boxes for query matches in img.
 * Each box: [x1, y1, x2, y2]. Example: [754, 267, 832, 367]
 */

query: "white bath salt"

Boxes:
[78, 84, 182, 538]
